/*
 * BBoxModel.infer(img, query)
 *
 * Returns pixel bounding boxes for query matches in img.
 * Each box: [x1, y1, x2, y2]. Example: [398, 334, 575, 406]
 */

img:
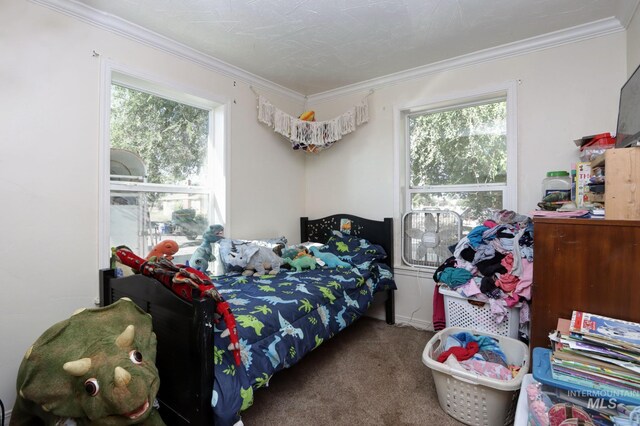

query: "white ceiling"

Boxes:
[69, 0, 640, 95]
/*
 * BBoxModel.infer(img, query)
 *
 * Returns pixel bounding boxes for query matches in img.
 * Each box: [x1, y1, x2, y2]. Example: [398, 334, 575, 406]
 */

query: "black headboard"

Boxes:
[300, 214, 394, 269]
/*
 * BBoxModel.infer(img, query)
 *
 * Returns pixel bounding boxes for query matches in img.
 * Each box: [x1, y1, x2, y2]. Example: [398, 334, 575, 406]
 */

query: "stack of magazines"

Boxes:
[548, 311, 640, 398]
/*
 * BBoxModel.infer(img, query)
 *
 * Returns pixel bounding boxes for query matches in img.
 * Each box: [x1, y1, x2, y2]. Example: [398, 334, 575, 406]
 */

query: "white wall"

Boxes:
[306, 33, 627, 328]
[0, 0, 305, 411]
[0, 0, 635, 415]
[628, 4, 640, 75]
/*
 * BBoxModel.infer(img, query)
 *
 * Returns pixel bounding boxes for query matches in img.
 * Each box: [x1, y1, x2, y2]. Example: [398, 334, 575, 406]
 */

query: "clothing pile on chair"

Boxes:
[432, 210, 534, 340]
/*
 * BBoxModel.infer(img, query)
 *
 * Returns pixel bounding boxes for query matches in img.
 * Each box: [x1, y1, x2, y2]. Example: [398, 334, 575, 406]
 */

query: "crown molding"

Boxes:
[29, 0, 307, 102]
[308, 17, 625, 103]
[618, 0, 640, 28]
[28, 0, 629, 105]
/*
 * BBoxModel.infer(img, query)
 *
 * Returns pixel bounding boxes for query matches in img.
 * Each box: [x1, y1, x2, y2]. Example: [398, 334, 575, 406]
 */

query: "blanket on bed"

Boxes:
[212, 235, 395, 425]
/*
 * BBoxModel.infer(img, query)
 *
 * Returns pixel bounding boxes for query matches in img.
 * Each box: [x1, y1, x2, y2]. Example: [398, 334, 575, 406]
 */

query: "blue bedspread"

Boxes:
[212, 255, 394, 425]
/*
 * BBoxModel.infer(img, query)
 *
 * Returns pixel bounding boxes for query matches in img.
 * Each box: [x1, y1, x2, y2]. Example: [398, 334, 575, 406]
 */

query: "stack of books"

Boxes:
[548, 311, 640, 399]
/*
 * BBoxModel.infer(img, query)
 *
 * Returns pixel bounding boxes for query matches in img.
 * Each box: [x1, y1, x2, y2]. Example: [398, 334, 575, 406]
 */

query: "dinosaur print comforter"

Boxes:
[212, 235, 395, 425]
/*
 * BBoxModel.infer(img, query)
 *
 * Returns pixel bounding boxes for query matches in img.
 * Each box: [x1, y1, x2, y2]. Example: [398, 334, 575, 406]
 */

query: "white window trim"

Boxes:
[394, 81, 518, 217]
[393, 81, 518, 265]
[98, 59, 231, 269]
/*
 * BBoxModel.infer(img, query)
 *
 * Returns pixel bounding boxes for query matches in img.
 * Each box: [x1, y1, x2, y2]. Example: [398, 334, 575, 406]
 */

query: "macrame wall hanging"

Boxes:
[253, 88, 372, 153]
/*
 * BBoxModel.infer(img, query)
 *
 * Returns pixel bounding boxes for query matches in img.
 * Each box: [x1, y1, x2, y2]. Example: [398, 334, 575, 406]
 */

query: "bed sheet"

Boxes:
[212, 260, 394, 425]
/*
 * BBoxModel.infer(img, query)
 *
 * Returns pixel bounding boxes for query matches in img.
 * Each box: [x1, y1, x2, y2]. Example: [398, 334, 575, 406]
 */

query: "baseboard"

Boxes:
[394, 315, 433, 331]
[364, 311, 433, 331]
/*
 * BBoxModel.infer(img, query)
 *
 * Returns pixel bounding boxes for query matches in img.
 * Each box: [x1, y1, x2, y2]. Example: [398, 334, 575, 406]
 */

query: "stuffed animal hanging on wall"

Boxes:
[10, 299, 166, 425]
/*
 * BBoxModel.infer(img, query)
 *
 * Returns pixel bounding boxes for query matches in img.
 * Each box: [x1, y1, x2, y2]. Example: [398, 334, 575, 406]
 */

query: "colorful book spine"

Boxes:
[551, 368, 640, 398]
[575, 162, 592, 208]
[570, 311, 640, 350]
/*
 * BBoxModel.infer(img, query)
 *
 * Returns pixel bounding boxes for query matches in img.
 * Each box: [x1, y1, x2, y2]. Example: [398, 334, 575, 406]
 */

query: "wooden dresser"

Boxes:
[530, 218, 640, 352]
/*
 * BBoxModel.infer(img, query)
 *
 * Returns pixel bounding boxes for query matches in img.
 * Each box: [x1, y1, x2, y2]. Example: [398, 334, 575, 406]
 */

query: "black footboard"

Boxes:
[100, 269, 215, 425]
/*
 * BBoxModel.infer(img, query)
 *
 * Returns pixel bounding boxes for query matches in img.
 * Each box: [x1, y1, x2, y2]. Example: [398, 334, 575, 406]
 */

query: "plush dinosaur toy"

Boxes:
[284, 255, 317, 272]
[10, 298, 165, 425]
[145, 240, 179, 261]
[189, 224, 224, 273]
[309, 246, 351, 269]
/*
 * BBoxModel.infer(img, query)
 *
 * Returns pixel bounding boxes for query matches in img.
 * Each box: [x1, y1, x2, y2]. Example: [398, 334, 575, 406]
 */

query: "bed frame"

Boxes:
[100, 214, 394, 425]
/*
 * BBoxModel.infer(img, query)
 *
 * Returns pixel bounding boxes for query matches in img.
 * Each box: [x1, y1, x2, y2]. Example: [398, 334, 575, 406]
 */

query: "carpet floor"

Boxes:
[239, 317, 466, 426]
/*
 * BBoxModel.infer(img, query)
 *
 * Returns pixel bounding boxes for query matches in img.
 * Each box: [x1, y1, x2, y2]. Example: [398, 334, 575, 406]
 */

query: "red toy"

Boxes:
[116, 248, 241, 366]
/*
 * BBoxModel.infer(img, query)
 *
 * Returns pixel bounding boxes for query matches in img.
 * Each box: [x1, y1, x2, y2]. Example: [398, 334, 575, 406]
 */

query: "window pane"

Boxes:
[408, 100, 507, 187]
[110, 84, 210, 186]
[110, 191, 210, 258]
[411, 191, 503, 230]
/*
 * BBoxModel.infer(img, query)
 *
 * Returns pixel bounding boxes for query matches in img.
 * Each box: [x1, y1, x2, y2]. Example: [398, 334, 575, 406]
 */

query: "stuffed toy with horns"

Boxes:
[10, 298, 165, 425]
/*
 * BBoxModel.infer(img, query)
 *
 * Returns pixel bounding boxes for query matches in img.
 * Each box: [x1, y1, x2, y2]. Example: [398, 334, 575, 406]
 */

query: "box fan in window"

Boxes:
[402, 210, 462, 268]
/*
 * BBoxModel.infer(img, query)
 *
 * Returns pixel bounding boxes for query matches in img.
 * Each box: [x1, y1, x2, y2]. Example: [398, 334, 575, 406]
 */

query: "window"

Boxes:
[404, 88, 516, 231]
[105, 74, 224, 264]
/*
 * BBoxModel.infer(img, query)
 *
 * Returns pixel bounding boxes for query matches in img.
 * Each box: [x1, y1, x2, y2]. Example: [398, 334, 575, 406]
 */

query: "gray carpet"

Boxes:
[240, 317, 465, 426]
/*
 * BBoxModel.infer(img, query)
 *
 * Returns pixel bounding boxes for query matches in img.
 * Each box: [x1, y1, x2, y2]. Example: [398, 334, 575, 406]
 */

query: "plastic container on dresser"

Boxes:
[440, 287, 521, 339]
[422, 327, 530, 426]
[542, 171, 571, 199]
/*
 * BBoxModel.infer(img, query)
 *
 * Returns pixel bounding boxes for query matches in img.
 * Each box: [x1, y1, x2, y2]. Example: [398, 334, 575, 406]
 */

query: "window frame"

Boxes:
[99, 61, 230, 268]
[401, 82, 518, 218]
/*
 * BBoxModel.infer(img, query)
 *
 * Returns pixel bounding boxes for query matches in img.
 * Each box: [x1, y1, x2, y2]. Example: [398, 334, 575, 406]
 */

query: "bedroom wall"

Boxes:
[0, 0, 305, 411]
[628, 3, 640, 75]
[305, 32, 627, 328]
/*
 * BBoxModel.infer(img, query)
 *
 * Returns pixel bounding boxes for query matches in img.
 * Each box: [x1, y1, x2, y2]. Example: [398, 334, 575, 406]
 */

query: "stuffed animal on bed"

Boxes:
[226, 243, 284, 276]
[189, 224, 224, 273]
[10, 298, 165, 426]
[284, 255, 317, 272]
[309, 246, 351, 269]
[281, 245, 311, 261]
[145, 239, 179, 261]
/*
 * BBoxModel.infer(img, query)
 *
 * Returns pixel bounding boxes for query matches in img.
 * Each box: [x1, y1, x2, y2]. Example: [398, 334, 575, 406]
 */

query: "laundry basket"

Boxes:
[440, 287, 521, 338]
[422, 327, 529, 426]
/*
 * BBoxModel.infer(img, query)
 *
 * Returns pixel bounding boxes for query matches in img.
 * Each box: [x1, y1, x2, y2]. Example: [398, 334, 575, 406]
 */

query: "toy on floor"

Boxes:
[145, 240, 179, 261]
[10, 298, 165, 426]
[115, 247, 241, 366]
[308, 246, 351, 269]
[189, 224, 224, 273]
[284, 255, 317, 272]
[226, 244, 284, 276]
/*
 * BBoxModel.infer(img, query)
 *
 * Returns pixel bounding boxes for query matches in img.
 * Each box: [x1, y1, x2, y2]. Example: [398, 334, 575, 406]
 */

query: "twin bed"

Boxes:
[100, 214, 395, 425]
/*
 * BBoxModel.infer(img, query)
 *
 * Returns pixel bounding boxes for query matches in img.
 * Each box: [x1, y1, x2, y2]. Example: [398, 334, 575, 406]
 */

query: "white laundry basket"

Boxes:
[440, 287, 521, 338]
[422, 327, 529, 426]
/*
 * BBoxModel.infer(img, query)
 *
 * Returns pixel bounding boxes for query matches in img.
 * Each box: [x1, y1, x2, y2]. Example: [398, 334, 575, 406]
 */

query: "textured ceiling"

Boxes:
[74, 0, 639, 95]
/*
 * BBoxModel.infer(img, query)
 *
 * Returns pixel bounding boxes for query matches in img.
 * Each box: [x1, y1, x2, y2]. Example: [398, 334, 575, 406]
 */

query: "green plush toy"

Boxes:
[10, 298, 165, 426]
[284, 255, 317, 272]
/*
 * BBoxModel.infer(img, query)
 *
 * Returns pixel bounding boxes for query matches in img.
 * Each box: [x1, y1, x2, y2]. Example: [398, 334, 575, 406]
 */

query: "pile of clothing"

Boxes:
[432, 209, 534, 339]
[437, 331, 520, 380]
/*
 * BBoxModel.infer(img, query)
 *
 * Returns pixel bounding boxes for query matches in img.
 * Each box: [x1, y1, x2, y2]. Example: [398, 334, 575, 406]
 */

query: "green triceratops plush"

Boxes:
[10, 298, 165, 425]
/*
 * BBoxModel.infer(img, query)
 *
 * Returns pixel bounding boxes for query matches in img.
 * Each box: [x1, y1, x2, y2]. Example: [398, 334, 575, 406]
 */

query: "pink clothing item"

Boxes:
[459, 359, 513, 380]
[504, 293, 520, 308]
[496, 272, 519, 293]
[513, 258, 533, 300]
[489, 298, 508, 323]
[520, 301, 531, 323]
[483, 219, 497, 228]
[433, 285, 446, 331]
[458, 279, 482, 297]
[500, 253, 514, 273]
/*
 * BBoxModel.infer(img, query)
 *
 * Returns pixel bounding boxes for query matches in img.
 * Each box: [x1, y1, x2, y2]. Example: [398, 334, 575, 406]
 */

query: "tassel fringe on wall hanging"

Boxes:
[254, 89, 371, 153]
